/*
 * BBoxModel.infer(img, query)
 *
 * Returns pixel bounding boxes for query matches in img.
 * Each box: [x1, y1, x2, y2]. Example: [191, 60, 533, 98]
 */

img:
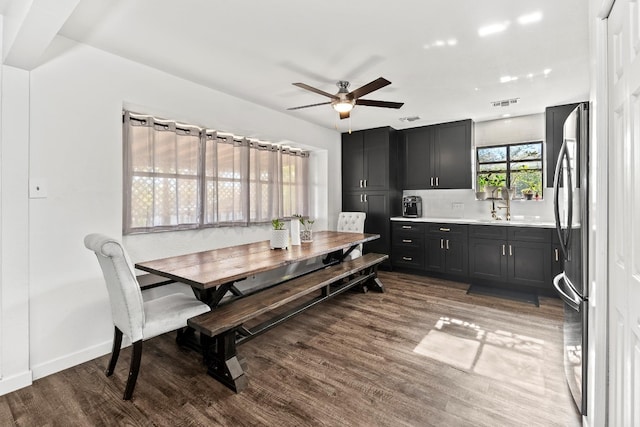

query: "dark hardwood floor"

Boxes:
[0, 271, 582, 426]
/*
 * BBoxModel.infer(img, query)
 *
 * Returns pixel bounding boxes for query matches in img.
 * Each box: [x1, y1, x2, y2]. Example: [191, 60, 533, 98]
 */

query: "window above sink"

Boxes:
[476, 141, 544, 200]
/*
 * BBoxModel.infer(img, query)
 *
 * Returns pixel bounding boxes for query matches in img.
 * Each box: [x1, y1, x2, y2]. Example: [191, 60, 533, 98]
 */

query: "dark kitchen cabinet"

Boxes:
[391, 222, 425, 270]
[469, 225, 553, 290]
[468, 226, 508, 281]
[342, 127, 396, 192]
[424, 223, 468, 277]
[401, 119, 472, 190]
[342, 127, 401, 263]
[545, 102, 582, 187]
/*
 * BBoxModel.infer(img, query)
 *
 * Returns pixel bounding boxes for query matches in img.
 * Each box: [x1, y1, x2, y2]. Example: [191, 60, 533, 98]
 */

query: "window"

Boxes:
[476, 141, 543, 199]
[123, 112, 309, 234]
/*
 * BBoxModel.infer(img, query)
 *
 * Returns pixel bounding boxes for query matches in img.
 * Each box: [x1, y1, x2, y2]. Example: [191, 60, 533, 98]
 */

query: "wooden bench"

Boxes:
[187, 252, 388, 392]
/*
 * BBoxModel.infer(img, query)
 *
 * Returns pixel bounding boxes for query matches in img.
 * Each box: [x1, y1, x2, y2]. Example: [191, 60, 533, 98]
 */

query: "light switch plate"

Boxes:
[29, 181, 48, 198]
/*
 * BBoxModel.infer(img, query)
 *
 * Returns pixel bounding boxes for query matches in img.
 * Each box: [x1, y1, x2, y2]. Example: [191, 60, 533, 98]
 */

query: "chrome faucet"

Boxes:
[491, 189, 511, 221]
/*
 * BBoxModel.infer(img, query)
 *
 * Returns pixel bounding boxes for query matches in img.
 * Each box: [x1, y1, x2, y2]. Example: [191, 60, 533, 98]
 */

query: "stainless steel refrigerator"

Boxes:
[552, 102, 589, 415]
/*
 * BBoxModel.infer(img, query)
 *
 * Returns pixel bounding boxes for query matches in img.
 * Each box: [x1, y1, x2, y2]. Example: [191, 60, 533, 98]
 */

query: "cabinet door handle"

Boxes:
[441, 238, 444, 249]
[402, 225, 412, 229]
[446, 239, 450, 250]
[430, 177, 434, 186]
[402, 256, 413, 261]
[509, 245, 513, 256]
[360, 194, 363, 203]
[439, 227, 450, 232]
[502, 244, 506, 256]
[364, 194, 368, 203]
[364, 179, 367, 188]
[436, 176, 439, 187]
[555, 248, 559, 262]
[402, 239, 412, 243]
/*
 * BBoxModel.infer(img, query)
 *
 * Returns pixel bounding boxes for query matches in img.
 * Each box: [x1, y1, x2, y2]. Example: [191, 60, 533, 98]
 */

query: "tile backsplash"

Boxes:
[402, 188, 555, 222]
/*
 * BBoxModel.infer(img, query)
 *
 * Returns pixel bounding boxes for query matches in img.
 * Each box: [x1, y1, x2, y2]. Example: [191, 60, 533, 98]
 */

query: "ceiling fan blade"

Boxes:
[339, 111, 350, 120]
[348, 77, 391, 100]
[292, 83, 339, 99]
[355, 99, 404, 109]
[287, 101, 332, 111]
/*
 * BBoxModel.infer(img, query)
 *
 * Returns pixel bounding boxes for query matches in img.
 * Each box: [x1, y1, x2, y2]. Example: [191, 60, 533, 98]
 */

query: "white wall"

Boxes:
[0, 63, 33, 394]
[21, 36, 339, 381]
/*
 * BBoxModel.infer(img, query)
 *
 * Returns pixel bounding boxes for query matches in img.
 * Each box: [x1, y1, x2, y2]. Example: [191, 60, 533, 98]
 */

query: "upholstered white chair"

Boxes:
[84, 233, 210, 400]
[337, 212, 366, 260]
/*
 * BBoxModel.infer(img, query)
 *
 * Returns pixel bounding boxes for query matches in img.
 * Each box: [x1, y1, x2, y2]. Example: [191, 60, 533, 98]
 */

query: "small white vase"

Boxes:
[290, 220, 301, 245]
[270, 229, 289, 249]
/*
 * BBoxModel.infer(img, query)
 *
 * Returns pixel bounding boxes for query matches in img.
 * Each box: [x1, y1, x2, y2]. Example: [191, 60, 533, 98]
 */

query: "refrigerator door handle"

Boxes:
[554, 141, 570, 260]
[565, 142, 574, 257]
[553, 273, 581, 311]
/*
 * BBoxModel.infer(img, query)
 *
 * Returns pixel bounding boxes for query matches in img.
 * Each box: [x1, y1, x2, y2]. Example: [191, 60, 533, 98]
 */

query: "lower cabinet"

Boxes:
[392, 221, 558, 294]
[468, 225, 552, 291]
[391, 222, 425, 269]
[425, 223, 468, 277]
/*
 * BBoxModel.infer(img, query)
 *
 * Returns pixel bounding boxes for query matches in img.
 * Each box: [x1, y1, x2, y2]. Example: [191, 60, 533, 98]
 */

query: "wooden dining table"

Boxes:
[134, 230, 382, 308]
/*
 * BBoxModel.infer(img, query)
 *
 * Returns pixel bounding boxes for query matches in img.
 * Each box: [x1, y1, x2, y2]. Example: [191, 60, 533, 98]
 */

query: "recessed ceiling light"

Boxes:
[544, 68, 552, 75]
[434, 40, 445, 47]
[447, 39, 458, 46]
[518, 11, 543, 25]
[500, 75, 519, 83]
[474, 87, 480, 91]
[527, 73, 534, 78]
[478, 21, 510, 37]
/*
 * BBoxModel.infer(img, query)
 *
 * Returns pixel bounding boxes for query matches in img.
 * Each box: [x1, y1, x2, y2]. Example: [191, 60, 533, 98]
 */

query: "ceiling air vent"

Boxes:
[491, 98, 520, 107]
[399, 116, 421, 122]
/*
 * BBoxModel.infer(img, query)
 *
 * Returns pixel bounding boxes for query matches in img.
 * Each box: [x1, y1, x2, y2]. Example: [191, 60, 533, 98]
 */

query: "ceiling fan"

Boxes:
[287, 77, 404, 119]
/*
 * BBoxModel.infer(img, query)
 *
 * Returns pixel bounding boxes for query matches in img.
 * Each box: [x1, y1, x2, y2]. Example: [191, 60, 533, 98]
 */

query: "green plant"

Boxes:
[512, 164, 542, 198]
[488, 173, 506, 188]
[477, 174, 489, 190]
[294, 214, 315, 231]
[271, 218, 285, 230]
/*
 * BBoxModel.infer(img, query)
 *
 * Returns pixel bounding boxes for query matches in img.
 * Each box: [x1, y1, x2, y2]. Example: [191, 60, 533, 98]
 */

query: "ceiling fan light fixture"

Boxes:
[332, 100, 355, 113]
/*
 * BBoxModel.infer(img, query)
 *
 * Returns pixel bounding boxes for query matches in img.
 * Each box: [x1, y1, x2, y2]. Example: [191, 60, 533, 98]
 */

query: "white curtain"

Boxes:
[123, 111, 309, 234]
[123, 112, 201, 234]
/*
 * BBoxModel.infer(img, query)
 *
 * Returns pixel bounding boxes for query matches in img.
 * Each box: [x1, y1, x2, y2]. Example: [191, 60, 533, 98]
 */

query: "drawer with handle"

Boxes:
[392, 221, 425, 235]
[391, 251, 425, 269]
[426, 223, 468, 237]
[392, 235, 423, 249]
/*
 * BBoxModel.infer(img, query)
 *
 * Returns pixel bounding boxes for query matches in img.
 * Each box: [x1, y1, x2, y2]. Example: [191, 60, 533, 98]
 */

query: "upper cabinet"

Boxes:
[342, 127, 398, 192]
[401, 119, 472, 190]
[545, 102, 582, 188]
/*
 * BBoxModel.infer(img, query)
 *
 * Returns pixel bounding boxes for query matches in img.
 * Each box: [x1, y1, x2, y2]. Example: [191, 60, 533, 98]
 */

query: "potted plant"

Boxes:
[296, 216, 315, 243]
[521, 186, 535, 200]
[476, 174, 489, 200]
[486, 173, 506, 198]
[270, 218, 289, 249]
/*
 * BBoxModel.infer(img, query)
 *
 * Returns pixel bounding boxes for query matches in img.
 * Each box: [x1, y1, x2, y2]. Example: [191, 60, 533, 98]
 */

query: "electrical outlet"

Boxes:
[452, 202, 464, 212]
[29, 181, 48, 199]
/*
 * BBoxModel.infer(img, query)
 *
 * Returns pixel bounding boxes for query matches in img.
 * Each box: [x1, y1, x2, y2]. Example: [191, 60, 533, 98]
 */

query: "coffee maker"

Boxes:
[402, 195, 422, 218]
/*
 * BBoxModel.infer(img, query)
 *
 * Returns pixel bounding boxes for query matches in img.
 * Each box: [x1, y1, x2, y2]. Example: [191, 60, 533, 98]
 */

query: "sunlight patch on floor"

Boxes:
[413, 316, 547, 393]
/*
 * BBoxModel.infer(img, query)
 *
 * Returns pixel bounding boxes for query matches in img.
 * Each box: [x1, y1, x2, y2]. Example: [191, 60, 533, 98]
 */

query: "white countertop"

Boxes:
[390, 216, 557, 228]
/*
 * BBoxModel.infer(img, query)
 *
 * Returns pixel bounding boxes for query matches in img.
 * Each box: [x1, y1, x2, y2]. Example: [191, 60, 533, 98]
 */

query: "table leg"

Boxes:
[201, 331, 248, 393]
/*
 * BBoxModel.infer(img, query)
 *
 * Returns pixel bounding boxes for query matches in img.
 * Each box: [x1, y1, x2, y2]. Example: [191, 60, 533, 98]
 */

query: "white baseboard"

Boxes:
[31, 339, 114, 380]
[0, 370, 33, 396]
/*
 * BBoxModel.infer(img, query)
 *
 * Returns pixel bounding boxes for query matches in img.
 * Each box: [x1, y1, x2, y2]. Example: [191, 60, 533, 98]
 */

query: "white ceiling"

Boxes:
[48, 0, 589, 132]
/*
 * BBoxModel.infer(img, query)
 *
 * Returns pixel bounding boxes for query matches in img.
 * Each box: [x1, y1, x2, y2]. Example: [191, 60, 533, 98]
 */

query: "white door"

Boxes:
[608, 0, 640, 425]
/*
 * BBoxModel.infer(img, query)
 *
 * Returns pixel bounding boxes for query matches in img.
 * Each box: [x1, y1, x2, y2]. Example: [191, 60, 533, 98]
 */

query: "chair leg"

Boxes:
[105, 327, 123, 377]
[123, 340, 143, 400]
